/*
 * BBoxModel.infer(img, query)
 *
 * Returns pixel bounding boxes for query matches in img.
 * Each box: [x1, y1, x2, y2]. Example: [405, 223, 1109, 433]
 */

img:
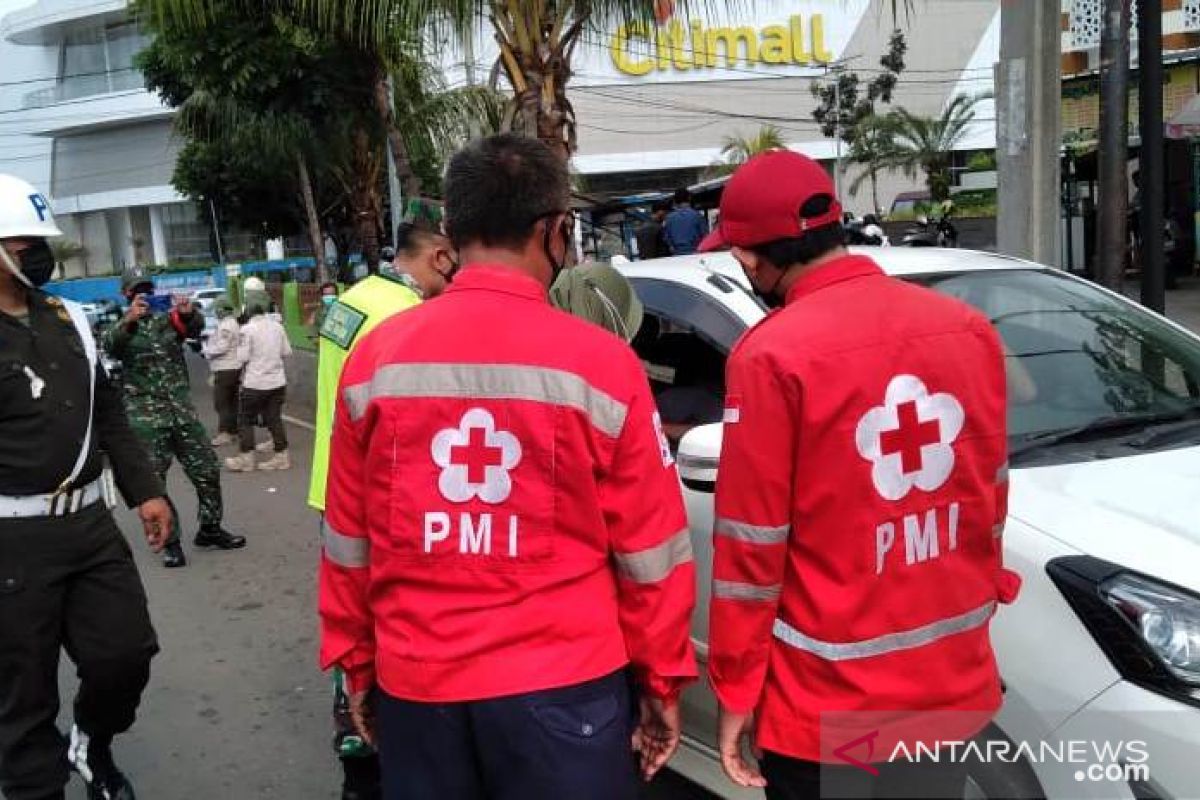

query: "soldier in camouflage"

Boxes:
[103, 272, 246, 567]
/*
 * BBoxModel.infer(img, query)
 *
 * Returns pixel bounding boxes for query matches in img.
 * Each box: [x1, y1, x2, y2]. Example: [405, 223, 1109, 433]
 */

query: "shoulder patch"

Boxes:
[319, 301, 367, 350]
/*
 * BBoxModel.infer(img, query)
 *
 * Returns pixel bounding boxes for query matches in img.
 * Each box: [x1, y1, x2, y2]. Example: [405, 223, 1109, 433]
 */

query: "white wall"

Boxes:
[0, 0, 56, 189]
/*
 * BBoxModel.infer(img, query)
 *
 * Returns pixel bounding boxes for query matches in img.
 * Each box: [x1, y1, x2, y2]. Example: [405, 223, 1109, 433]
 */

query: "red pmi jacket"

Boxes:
[709, 254, 1018, 762]
[320, 265, 697, 703]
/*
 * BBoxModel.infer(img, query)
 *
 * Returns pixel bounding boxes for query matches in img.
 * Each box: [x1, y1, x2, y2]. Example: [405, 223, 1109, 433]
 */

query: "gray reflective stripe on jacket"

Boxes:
[343, 363, 628, 438]
[772, 601, 996, 661]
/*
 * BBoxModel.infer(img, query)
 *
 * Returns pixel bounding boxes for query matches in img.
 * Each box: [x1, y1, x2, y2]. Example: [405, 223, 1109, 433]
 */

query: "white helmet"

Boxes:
[0, 174, 62, 240]
[244, 276, 265, 292]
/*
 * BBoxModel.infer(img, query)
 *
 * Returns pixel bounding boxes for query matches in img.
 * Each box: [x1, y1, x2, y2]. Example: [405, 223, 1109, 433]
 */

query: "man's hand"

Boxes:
[631, 695, 681, 781]
[349, 690, 375, 747]
[717, 708, 766, 789]
[137, 497, 172, 552]
[123, 295, 149, 325]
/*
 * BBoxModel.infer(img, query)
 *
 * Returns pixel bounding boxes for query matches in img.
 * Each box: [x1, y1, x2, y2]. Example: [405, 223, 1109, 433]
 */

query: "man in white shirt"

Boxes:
[225, 301, 292, 472]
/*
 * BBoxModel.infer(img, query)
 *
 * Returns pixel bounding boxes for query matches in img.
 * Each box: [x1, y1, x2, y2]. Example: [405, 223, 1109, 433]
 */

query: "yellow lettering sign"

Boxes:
[611, 14, 835, 76]
[611, 23, 655, 76]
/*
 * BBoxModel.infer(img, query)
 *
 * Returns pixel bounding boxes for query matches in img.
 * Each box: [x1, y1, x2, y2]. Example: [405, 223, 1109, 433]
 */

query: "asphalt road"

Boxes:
[55, 353, 717, 800]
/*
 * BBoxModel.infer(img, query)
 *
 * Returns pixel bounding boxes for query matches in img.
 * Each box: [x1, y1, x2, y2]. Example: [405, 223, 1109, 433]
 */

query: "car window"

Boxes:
[628, 279, 732, 446]
[913, 269, 1200, 448]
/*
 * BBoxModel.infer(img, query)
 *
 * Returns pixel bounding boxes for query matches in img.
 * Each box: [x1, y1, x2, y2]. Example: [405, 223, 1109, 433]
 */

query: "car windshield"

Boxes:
[913, 269, 1200, 459]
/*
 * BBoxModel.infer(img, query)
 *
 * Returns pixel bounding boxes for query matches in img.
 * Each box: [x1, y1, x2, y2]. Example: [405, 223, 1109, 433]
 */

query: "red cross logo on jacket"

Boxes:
[431, 408, 523, 504]
[854, 375, 965, 501]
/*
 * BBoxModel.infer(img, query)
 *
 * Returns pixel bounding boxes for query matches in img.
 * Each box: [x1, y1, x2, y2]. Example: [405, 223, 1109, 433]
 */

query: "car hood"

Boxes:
[1011, 446, 1200, 591]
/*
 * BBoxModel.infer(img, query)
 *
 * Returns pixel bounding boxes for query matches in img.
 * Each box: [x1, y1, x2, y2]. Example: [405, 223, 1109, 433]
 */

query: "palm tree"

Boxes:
[846, 115, 899, 214]
[884, 93, 990, 203]
[705, 125, 785, 177]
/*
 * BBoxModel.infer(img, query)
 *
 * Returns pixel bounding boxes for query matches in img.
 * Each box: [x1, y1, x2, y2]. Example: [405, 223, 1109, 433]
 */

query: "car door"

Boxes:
[627, 276, 748, 752]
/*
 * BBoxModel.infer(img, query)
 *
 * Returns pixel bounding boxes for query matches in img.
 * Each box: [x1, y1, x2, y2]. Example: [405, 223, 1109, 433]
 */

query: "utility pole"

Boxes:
[997, 0, 1062, 266]
[833, 66, 842, 201]
[1138, 0, 1166, 312]
[386, 75, 403, 250]
[1095, 0, 1133, 290]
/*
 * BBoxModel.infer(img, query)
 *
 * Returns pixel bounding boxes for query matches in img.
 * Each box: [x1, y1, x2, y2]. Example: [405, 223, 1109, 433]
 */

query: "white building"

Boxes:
[0, 0, 227, 276]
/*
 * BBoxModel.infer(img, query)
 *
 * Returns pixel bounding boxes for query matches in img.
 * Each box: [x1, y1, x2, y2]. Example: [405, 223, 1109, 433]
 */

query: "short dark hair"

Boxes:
[319, 281, 338, 293]
[443, 134, 570, 250]
[394, 222, 440, 259]
[749, 194, 844, 268]
[674, 188, 691, 205]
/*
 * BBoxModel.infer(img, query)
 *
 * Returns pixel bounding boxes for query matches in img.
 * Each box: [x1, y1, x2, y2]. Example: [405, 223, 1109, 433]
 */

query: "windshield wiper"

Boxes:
[1011, 406, 1200, 461]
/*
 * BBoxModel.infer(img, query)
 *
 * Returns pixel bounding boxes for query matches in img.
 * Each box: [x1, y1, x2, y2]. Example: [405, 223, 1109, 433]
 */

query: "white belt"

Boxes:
[0, 477, 105, 519]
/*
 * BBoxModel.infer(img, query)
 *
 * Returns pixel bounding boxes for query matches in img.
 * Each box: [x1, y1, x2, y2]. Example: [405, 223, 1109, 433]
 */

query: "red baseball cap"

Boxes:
[698, 150, 843, 252]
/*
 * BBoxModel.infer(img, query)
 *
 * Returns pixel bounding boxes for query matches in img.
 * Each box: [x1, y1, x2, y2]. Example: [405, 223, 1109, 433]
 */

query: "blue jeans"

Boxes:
[375, 669, 638, 800]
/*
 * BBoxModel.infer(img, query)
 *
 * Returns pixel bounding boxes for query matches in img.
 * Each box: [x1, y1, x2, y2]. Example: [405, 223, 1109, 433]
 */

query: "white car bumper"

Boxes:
[1033, 680, 1197, 799]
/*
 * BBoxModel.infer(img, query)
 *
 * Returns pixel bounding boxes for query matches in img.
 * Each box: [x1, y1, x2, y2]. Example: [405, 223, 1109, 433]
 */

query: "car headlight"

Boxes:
[1103, 574, 1200, 685]
[1048, 556, 1200, 706]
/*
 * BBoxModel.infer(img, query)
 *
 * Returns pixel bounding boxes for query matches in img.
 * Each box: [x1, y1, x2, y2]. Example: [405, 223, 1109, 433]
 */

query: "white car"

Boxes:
[190, 286, 226, 312]
[614, 249, 1200, 800]
[189, 287, 225, 344]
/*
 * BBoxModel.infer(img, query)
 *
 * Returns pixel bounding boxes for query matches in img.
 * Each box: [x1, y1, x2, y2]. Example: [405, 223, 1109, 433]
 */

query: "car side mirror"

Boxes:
[677, 422, 723, 493]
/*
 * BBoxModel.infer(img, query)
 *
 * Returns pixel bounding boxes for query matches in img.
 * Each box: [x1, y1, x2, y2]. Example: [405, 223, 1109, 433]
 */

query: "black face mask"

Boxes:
[542, 216, 573, 286]
[18, 240, 55, 287]
[747, 267, 787, 310]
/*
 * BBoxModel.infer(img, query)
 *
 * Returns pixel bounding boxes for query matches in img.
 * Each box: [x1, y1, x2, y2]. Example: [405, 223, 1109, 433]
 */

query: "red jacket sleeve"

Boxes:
[318, 362, 375, 693]
[708, 348, 796, 714]
[983, 321, 1021, 605]
[602, 364, 698, 704]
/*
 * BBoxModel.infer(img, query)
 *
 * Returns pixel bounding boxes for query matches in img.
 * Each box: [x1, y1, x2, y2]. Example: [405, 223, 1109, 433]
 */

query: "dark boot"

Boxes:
[194, 525, 246, 550]
[341, 754, 382, 800]
[161, 542, 186, 568]
[67, 725, 136, 800]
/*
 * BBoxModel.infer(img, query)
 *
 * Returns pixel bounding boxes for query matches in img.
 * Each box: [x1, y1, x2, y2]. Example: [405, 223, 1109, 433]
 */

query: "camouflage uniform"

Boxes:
[103, 310, 223, 544]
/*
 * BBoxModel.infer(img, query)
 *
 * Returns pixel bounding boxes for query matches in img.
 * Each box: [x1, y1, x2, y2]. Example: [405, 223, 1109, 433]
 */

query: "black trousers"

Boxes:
[212, 369, 241, 435]
[0, 504, 158, 800]
[238, 387, 287, 453]
[760, 750, 969, 800]
[375, 669, 639, 800]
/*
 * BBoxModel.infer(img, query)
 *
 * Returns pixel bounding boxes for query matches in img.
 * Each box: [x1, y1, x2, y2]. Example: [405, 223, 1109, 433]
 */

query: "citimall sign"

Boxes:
[610, 14, 835, 76]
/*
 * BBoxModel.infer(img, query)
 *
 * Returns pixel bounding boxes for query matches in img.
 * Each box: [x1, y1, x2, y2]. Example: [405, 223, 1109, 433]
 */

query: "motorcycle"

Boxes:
[901, 213, 958, 248]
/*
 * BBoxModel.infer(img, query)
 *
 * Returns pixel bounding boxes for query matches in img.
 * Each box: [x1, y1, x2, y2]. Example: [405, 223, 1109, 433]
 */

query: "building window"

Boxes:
[160, 203, 266, 267]
[1186, 0, 1200, 31]
[26, 22, 150, 106]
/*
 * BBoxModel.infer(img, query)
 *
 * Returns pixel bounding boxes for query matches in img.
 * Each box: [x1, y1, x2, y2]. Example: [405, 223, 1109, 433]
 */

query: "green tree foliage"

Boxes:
[884, 93, 991, 202]
[810, 30, 908, 145]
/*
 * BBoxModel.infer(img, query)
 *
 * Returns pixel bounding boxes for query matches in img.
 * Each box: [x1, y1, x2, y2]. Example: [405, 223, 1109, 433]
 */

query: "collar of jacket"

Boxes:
[448, 264, 549, 304]
[377, 266, 424, 298]
[785, 253, 884, 306]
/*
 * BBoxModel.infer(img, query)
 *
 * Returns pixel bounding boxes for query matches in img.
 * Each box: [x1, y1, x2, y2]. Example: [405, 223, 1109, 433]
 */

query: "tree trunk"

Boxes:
[372, 69, 422, 204]
[870, 169, 881, 215]
[297, 155, 327, 284]
[1096, 0, 1131, 290]
[352, 128, 381, 275]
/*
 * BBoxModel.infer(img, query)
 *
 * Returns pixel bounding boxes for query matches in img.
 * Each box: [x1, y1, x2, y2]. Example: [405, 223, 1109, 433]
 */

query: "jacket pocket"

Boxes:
[531, 692, 620, 741]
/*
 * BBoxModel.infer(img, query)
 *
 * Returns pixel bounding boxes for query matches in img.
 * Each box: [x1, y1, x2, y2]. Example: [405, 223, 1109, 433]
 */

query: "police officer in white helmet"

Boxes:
[0, 175, 171, 800]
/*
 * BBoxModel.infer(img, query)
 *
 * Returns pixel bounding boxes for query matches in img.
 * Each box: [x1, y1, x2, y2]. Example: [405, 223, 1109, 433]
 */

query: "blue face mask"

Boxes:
[321, 295, 336, 307]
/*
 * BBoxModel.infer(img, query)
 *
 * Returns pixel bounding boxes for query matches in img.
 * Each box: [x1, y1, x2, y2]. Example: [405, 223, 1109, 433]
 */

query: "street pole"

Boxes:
[386, 75, 403, 249]
[1096, 0, 1132, 291]
[1138, 0, 1166, 312]
[997, 0, 1062, 266]
[832, 66, 842, 201]
[208, 197, 225, 266]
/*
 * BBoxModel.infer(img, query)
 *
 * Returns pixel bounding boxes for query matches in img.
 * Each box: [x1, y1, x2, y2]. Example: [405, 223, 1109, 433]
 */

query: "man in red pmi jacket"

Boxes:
[319, 134, 696, 799]
[702, 151, 1019, 799]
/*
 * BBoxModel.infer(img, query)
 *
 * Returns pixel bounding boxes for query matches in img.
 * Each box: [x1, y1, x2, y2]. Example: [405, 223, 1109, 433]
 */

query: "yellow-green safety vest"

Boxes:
[307, 275, 421, 510]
